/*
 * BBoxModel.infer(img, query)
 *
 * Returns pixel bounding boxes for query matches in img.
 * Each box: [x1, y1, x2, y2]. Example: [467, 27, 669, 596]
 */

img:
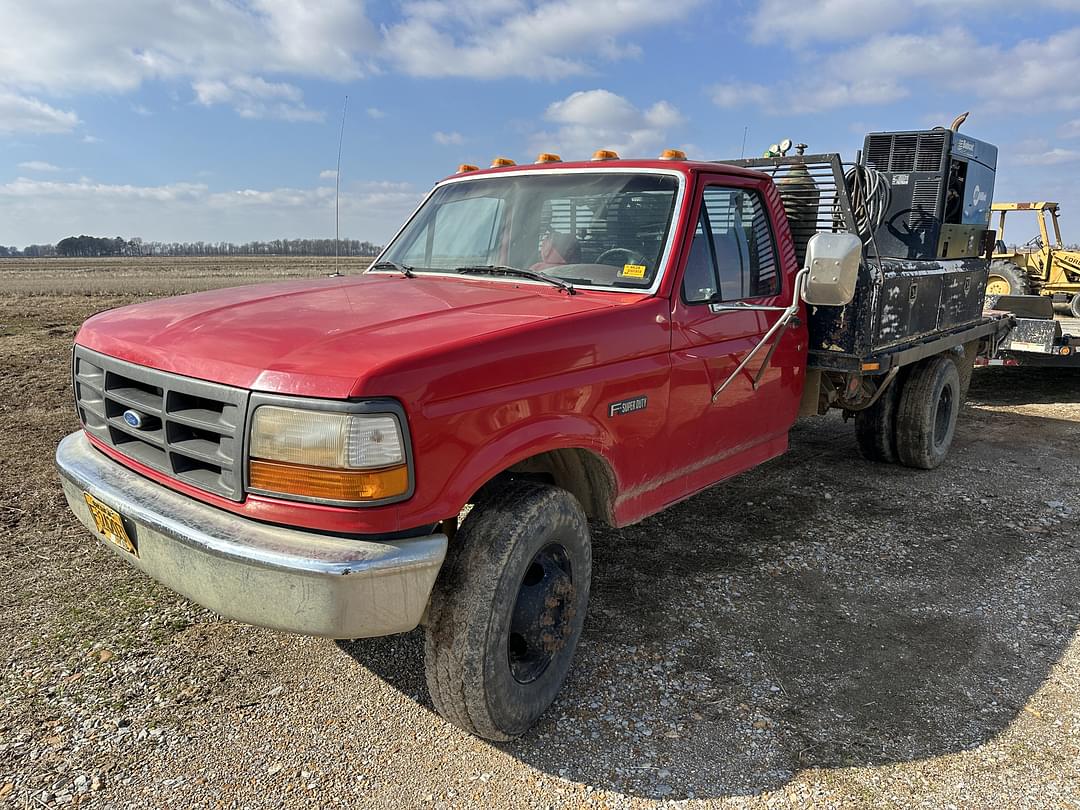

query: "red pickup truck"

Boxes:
[57, 135, 1011, 740]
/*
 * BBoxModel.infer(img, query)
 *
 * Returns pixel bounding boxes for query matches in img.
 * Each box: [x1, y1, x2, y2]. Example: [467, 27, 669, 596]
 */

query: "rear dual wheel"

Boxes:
[855, 355, 961, 470]
[895, 356, 960, 470]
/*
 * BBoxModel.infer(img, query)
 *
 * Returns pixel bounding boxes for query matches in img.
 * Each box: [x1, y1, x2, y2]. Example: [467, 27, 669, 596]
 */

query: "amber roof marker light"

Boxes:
[457, 163, 479, 173]
[535, 152, 562, 163]
[490, 157, 516, 167]
[659, 148, 687, 160]
[591, 149, 620, 161]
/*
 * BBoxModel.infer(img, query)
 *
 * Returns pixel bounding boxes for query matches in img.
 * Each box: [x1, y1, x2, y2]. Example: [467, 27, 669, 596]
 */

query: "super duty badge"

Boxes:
[609, 396, 648, 417]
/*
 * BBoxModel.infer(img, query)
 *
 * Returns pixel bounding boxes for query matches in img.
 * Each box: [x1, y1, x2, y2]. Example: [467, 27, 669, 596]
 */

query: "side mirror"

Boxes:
[801, 232, 862, 307]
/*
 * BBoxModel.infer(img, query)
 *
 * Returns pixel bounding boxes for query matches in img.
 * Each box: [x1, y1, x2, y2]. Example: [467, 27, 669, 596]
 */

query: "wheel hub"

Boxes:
[507, 543, 575, 684]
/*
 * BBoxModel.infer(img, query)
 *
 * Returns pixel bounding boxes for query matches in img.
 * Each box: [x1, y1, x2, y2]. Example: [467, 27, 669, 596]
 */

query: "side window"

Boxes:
[681, 211, 719, 303]
[693, 187, 780, 302]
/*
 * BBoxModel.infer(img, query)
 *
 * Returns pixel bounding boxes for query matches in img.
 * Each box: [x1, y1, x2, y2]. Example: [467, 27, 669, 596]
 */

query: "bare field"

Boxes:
[0, 256, 372, 297]
[1, 257, 1078, 809]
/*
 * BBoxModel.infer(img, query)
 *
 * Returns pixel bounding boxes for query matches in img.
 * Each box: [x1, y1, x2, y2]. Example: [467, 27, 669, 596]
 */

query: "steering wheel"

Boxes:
[596, 247, 649, 268]
[1025, 235, 1043, 248]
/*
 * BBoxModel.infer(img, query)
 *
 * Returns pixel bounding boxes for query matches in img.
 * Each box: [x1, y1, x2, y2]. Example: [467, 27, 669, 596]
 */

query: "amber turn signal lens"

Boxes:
[490, 157, 516, 167]
[535, 152, 562, 163]
[591, 149, 619, 160]
[457, 163, 479, 173]
[250, 459, 409, 502]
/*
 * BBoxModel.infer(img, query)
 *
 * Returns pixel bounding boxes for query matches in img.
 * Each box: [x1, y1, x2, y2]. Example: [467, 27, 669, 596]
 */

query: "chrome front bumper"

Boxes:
[55, 431, 447, 638]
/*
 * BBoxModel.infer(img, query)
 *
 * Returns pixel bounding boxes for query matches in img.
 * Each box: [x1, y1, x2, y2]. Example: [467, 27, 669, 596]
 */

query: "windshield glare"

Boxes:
[378, 172, 680, 290]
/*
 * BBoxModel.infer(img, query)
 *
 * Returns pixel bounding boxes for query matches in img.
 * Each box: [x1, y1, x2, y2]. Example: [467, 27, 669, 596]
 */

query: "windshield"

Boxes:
[377, 171, 680, 290]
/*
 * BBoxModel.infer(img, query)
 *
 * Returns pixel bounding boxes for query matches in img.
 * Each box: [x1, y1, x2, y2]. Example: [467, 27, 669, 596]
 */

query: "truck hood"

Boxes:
[76, 274, 622, 398]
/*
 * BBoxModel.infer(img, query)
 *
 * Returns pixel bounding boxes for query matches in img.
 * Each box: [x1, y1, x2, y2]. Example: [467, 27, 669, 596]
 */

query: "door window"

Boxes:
[683, 187, 780, 303]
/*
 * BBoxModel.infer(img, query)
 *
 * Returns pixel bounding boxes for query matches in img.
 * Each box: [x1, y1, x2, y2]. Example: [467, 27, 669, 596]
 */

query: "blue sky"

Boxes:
[2, 0, 1080, 246]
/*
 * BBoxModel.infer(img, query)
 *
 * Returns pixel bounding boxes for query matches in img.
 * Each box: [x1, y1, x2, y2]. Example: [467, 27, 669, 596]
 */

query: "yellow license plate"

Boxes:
[82, 492, 137, 557]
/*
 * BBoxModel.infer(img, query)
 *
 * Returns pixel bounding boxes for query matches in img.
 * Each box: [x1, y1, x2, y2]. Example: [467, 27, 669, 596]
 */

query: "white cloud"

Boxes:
[0, 0, 377, 95]
[0, 0, 377, 125]
[382, 0, 701, 79]
[433, 131, 464, 145]
[710, 82, 770, 110]
[711, 26, 1080, 114]
[0, 0, 702, 133]
[17, 160, 63, 172]
[533, 89, 684, 158]
[192, 75, 323, 122]
[82, 134, 102, 144]
[131, 104, 152, 117]
[1014, 145, 1080, 166]
[0, 90, 79, 134]
[319, 169, 338, 180]
[748, 0, 897, 46]
[748, 0, 1080, 46]
[0, 176, 422, 244]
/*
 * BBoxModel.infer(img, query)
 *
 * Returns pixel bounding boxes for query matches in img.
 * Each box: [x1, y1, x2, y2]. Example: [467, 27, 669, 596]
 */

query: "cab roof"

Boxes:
[436, 158, 769, 186]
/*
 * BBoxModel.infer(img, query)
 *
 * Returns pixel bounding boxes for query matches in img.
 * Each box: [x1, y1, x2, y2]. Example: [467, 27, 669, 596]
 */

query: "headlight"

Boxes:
[248, 405, 410, 504]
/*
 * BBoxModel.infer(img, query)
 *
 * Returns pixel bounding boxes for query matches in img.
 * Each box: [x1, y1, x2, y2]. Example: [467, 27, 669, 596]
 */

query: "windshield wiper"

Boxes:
[454, 265, 575, 295]
[370, 260, 415, 278]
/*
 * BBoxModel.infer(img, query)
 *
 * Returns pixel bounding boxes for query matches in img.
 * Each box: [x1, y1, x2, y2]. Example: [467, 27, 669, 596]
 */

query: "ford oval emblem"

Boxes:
[122, 409, 144, 429]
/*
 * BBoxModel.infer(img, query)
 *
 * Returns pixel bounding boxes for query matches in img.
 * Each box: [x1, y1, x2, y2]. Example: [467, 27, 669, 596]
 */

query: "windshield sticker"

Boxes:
[620, 264, 647, 278]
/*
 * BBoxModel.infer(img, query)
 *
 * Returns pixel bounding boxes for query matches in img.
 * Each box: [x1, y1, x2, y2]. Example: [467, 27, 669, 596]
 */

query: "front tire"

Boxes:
[1069, 293, 1080, 320]
[423, 480, 591, 740]
[895, 356, 961, 470]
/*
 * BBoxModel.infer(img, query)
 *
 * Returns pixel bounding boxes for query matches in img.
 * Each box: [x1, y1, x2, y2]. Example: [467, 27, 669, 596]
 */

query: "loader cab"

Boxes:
[993, 202, 1064, 255]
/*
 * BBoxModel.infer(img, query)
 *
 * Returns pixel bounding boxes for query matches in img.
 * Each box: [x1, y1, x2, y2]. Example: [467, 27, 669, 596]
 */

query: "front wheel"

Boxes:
[423, 480, 591, 740]
[1069, 293, 1080, 320]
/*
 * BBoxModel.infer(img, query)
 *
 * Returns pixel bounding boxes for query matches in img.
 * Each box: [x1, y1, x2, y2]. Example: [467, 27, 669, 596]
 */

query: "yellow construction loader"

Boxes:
[989, 201, 1080, 317]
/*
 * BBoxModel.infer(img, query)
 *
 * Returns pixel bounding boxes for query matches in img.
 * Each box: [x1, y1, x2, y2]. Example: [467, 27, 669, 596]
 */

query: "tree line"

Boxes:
[0, 236, 382, 259]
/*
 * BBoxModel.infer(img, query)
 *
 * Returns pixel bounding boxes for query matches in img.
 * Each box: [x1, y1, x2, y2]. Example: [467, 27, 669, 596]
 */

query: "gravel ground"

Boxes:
[1, 259, 1078, 808]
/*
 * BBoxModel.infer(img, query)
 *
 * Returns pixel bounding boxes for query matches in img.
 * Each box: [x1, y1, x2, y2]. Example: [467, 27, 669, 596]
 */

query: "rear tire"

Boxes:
[895, 356, 961, 470]
[987, 260, 1031, 297]
[854, 375, 902, 463]
[423, 480, 591, 741]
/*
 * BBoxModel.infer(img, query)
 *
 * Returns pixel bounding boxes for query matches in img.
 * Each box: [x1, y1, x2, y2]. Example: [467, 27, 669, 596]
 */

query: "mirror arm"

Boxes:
[712, 267, 809, 403]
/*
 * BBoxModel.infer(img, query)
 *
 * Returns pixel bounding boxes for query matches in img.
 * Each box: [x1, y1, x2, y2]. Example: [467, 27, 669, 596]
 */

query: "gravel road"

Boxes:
[1, 263, 1078, 808]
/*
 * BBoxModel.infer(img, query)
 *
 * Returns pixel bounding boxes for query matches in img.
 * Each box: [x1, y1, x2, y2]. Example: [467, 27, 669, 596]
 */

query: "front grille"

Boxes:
[73, 346, 249, 500]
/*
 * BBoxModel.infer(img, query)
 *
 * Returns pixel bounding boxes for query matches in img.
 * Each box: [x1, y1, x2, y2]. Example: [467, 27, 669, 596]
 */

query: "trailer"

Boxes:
[978, 294, 1079, 368]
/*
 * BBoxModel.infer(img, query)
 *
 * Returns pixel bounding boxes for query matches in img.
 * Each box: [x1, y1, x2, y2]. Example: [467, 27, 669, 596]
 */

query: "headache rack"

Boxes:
[722, 153, 862, 266]
[721, 153, 1003, 373]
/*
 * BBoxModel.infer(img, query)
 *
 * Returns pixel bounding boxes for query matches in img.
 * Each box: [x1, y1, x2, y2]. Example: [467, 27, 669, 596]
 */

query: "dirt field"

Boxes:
[1, 257, 1078, 808]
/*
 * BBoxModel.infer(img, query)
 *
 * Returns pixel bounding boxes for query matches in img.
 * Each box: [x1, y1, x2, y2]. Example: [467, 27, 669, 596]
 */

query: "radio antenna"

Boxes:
[332, 95, 349, 277]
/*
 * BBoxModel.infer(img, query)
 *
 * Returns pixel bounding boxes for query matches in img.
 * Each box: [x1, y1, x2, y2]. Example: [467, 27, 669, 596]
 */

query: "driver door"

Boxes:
[665, 176, 807, 502]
